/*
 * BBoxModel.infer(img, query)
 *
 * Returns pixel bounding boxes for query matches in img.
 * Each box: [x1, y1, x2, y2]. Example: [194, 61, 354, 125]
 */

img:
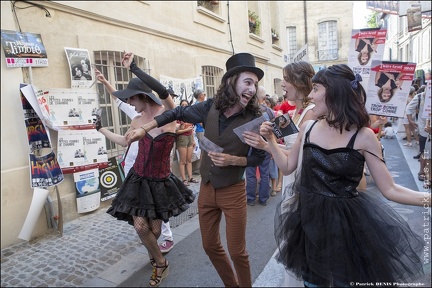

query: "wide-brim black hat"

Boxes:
[112, 78, 162, 105]
[222, 53, 264, 81]
[167, 88, 179, 98]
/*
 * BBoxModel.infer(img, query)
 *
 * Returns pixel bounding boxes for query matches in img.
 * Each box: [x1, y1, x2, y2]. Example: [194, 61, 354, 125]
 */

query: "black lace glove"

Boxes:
[130, 59, 169, 99]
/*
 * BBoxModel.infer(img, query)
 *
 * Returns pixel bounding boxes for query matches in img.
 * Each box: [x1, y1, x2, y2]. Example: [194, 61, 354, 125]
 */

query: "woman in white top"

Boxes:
[280, 61, 317, 196]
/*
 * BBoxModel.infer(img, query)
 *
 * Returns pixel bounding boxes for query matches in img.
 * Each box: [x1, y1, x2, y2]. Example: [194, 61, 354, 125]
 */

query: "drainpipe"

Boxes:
[303, 1, 308, 44]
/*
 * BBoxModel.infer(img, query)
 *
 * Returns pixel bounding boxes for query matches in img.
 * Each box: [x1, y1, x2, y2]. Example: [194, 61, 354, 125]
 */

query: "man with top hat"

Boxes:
[124, 52, 266, 287]
[96, 69, 195, 287]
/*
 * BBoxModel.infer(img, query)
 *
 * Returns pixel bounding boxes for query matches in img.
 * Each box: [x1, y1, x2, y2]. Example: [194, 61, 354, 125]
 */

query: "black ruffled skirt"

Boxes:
[107, 168, 196, 225]
[274, 189, 425, 287]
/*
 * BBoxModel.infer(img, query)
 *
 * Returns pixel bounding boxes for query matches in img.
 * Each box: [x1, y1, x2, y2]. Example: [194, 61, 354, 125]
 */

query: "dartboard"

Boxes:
[100, 171, 117, 188]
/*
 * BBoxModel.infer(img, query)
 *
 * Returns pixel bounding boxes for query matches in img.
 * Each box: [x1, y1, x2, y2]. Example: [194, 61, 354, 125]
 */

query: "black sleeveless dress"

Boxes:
[107, 132, 195, 224]
[275, 121, 424, 286]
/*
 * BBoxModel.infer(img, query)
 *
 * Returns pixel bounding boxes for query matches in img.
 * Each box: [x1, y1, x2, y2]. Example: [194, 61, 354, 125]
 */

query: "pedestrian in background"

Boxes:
[245, 86, 275, 206]
[406, 89, 429, 181]
[126, 52, 266, 287]
[192, 88, 206, 143]
[264, 95, 283, 195]
[175, 99, 199, 185]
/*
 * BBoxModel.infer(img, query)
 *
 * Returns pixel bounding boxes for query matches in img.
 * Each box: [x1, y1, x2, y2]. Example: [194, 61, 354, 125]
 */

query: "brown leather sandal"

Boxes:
[189, 178, 199, 183]
[149, 259, 169, 287]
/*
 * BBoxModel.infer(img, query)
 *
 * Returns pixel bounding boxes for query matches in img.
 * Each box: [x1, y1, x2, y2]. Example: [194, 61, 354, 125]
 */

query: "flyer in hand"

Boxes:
[272, 113, 299, 139]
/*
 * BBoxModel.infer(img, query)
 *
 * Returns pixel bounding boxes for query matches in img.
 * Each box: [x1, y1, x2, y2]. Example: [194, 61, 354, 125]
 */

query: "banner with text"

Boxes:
[1, 30, 48, 67]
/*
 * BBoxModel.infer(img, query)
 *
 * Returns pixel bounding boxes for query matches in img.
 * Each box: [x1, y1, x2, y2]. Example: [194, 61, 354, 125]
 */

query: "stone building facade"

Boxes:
[1, 1, 354, 248]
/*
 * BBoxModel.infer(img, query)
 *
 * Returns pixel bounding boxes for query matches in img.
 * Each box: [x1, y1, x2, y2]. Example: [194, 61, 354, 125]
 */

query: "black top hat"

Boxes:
[112, 78, 162, 105]
[222, 53, 264, 81]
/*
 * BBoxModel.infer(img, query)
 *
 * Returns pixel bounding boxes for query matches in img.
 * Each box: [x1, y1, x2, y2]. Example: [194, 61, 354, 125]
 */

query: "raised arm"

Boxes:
[95, 68, 116, 94]
[95, 67, 138, 119]
[121, 52, 175, 110]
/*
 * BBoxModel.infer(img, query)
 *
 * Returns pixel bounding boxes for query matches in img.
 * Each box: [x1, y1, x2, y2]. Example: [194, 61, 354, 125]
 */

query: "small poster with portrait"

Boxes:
[272, 113, 299, 139]
[348, 28, 387, 89]
[65, 47, 94, 89]
[366, 60, 416, 118]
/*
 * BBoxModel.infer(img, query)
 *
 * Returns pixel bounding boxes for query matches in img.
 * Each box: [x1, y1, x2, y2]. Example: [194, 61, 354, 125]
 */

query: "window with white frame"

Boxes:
[286, 27, 297, 63]
[317, 21, 338, 61]
[93, 51, 148, 158]
[201, 66, 223, 99]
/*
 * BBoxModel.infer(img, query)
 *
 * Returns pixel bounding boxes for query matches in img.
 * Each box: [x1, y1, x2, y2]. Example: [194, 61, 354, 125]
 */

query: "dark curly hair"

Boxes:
[311, 64, 369, 133]
[213, 74, 262, 116]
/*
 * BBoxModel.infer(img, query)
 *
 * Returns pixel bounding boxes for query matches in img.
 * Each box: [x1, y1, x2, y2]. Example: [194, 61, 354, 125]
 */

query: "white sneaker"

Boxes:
[158, 240, 174, 254]
[403, 142, 412, 147]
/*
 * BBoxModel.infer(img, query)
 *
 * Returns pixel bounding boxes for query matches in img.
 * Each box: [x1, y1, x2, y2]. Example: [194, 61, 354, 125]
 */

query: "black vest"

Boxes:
[200, 104, 254, 189]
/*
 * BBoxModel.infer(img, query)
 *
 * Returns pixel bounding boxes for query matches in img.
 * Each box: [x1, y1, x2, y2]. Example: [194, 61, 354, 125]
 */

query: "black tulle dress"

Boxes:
[275, 121, 424, 287]
[107, 132, 195, 225]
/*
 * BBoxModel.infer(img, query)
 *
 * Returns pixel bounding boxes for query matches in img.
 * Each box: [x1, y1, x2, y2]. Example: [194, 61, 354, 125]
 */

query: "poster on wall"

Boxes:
[25, 118, 51, 153]
[29, 151, 64, 188]
[64, 47, 94, 89]
[37, 88, 98, 128]
[74, 168, 100, 213]
[20, 84, 39, 119]
[159, 75, 204, 105]
[57, 129, 108, 170]
[99, 157, 124, 202]
[366, 60, 416, 118]
[347, 28, 387, 88]
[1, 30, 48, 68]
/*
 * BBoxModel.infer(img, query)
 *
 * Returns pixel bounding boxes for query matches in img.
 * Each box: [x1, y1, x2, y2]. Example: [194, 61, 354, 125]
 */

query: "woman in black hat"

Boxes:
[98, 67, 195, 287]
[125, 52, 266, 287]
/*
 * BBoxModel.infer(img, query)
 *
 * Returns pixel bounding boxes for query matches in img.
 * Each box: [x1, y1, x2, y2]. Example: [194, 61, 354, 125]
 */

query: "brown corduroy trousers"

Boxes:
[198, 180, 251, 287]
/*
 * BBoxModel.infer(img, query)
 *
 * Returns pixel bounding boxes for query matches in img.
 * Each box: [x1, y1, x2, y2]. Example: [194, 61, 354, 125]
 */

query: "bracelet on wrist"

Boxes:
[140, 126, 147, 133]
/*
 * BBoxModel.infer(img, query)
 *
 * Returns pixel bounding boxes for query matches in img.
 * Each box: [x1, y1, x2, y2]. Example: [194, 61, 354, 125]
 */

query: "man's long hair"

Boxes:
[213, 74, 262, 116]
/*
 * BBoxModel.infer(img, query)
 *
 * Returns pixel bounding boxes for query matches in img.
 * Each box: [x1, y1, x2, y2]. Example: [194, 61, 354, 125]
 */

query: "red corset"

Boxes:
[133, 133, 176, 179]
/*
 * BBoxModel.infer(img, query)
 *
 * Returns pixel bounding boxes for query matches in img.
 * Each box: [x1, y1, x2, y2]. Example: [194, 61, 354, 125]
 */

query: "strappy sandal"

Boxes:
[149, 259, 169, 287]
[189, 178, 199, 183]
[183, 179, 190, 186]
[150, 258, 156, 267]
